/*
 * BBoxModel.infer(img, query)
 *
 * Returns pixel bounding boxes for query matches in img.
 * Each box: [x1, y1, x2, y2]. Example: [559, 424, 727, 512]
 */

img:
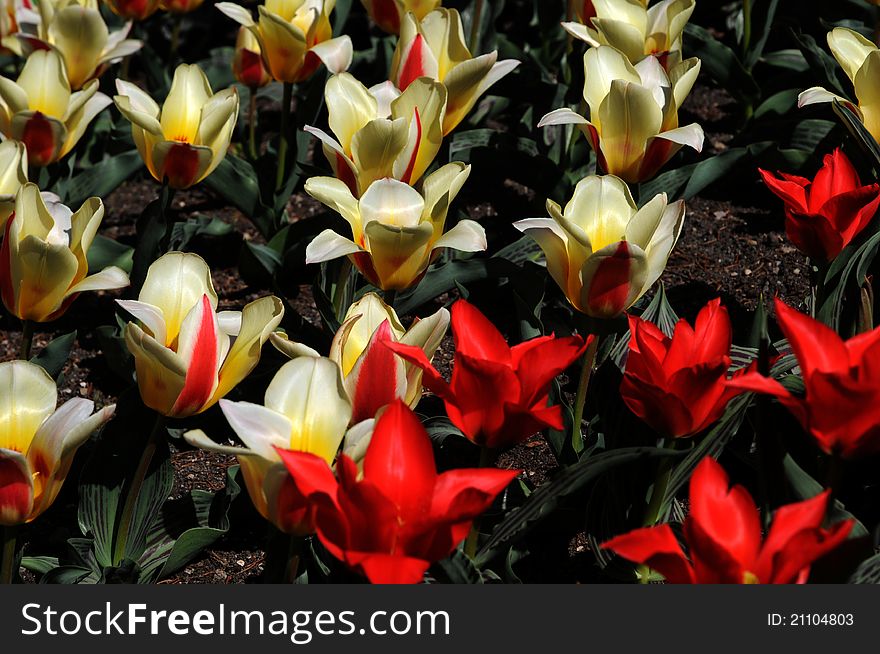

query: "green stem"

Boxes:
[248, 89, 259, 160]
[0, 526, 16, 584]
[571, 335, 599, 455]
[18, 320, 33, 360]
[275, 82, 293, 192]
[469, 0, 485, 54]
[332, 259, 353, 320]
[742, 0, 752, 63]
[113, 414, 165, 565]
[464, 447, 495, 559]
[637, 452, 675, 584]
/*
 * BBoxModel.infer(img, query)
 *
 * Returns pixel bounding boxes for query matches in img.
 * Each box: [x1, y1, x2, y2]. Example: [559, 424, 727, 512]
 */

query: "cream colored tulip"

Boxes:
[16, 0, 142, 89]
[0, 50, 111, 166]
[0, 140, 27, 230]
[563, 0, 694, 68]
[360, 0, 441, 34]
[305, 163, 486, 291]
[271, 292, 449, 422]
[0, 184, 129, 322]
[799, 28, 880, 143]
[0, 0, 33, 54]
[305, 72, 447, 196]
[0, 361, 115, 526]
[514, 174, 684, 318]
[185, 356, 353, 535]
[217, 0, 352, 84]
[114, 63, 239, 189]
[390, 8, 520, 135]
[539, 45, 703, 183]
[117, 252, 284, 418]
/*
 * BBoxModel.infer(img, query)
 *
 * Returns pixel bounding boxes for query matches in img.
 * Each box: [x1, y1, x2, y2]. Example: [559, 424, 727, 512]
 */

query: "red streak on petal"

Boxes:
[372, 0, 401, 33]
[587, 241, 633, 317]
[400, 107, 422, 185]
[0, 457, 31, 524]
[161, 142, 201, 189]
[336, 152, 359, 195]
[237, 50, 266, 88]
[171, 294, 219, 416]
[398, 34, 426, 91]
[22, 112, 57, 166]
[352, 321, 399, 423]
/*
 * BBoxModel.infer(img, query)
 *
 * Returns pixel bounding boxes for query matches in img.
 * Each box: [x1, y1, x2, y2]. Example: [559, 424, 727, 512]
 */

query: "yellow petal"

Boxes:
[160, 63, 212, 143]
[47, 5, 109, 89]
[17, 49, 71, 118]
[363, 219, 434, 290]
[331, 292, 405, 375]
[325, 72, 378, 157]
[0, 360, 56, 455]
[124, 322, 187, 416]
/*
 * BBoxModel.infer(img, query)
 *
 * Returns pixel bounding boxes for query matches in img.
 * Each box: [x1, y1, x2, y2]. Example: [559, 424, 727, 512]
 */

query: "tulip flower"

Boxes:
[562, 0, 695, 69]
[305, 73, 447, 196]
[276, 400, 520, 583]
[514, 175, 685, 318]
[0, 184, 129, 323]
[117, 252, 284, 418]
[0, 50, 111, 167]
[387, 299, 588, 449]
[160, 0, 202, 12]
[0, 0, 33, 54]
[217, 0, 353, 84]
[729, 299, 880, 460]
[360, 0, 440, 34]
[233, 26, 271, 89]
[103, 0, 161, 21]
[603, 457, 853, 583]
[15, 0, 142, 90]
[0, 360, 115, 526]
[567, 0, 598, 22]
[621, 299, 747, 438]
[539, 46, 702, 183]
[799, 28, 880, 143]
[390, 8, 520, 135]
[758, 148, 880, 262]
[114, 63, 239, 189]
[0, 140, 27, 231]
[185, 357, 352, 535]
[305, 163, 487, 291]
[272, 292, 450, 423]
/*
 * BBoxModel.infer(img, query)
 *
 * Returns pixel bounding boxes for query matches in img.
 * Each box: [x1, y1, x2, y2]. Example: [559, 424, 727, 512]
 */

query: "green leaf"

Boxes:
[684, 23, 759, 105]
[396, 258, 518, 315]
[783, 455, 868, 537]
[62, 150, 143, 207]
[87, 235, 133, 275]
[742, 0, 780, 71]
[850, 553, 880, 583]
[30, 331, 76, 379]
[20, 556, 60, 575]
[832, 99, 880, 168]
[435, 548, 484, 584]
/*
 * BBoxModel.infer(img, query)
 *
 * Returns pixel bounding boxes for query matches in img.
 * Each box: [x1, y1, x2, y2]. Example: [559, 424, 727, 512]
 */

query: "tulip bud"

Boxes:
[390, 8, 519, 135]
[233, 26, 271, 89]
[114, 63, 239, 189]
[360, 0, 441, 34]
[0, 360, 115, 526]
[305, 164, 486, 291]
[103, 0, 161, 21]
[515, 175, 684, 318]
[217, 0, 353, 84]
[185, 356, 353, 535]
[117, 252, 284, 418]
[0, 184, 129, 323]
[0, 140, 28, 230]
[0, 50, 112, 166]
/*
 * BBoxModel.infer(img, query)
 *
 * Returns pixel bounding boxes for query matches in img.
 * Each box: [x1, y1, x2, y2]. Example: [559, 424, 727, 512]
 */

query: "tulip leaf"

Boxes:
[30, 330, 77, 380]
[684, 23, 760, 106]
[434, 548, 484, 584]
[832, 99, 880, 169]
[741, 0, 780, 71]
[396, 257, 519, 315]
[61, 150, 143, 208]
[87, 235, 134, 275]
[475, 446, 685, 567]
[850, 553, 880, 583]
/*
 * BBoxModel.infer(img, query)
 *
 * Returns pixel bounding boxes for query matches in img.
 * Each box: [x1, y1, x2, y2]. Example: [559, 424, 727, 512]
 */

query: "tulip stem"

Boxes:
[464, 446, 495, 559]
[332, 258, 353, 320]
[275, 82, 293, 192]
[19, 320, 33, 360]
[248, 89, 259, 160]
[469, 0, 485, 53]
[571, 335, 599, 455]
[636, 451, 675, 584]
[113, 414, 165, 566]
[0, 526, 17, 584]
[742, 0, 752, 64]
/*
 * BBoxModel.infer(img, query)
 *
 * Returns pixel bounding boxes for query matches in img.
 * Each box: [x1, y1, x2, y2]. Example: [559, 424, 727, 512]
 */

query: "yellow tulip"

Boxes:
[185, 356, 352, 535]
[360, 0, 441, 34]
[103, 0, 161, 21]
[233, 26, 271, 89]
[271, 292, 449, 422]
[0, 361, 115, 526]
[305, 72, 447, 196]
[390, 8, 520, 135]
[117, 252, 284, 418]
[563, 0, 694, 68]
[305, 163, 486, 290]
[0, 140, 28, 231]
[539, 45, 702, 183]
[217, 0, 352, 84]
[0, 184, 129, 322]
[16, 0, 142, 90]
[0, 50, 111, 166]
[114, 63, 239, 189]
[799, 28, 880, 143]
[514, 174, 684, 318]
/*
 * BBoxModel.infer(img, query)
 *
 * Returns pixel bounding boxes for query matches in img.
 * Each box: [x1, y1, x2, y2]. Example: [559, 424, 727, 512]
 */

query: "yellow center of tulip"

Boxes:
[585, 212, 628, 252]
[742, 571, 760, 584]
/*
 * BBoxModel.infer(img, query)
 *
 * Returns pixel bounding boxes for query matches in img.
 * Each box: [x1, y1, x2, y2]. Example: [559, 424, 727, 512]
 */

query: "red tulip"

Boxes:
[758, 148, 880, 261]
[621, 298, 744, 438]
[603, 457, 853, 583]
[276, 401, 520, 584]
[385, 299, 589, 449]
[728, 298, 880, 459]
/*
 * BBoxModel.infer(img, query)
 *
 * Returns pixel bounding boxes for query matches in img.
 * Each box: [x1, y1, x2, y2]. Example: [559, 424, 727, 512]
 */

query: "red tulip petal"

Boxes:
[398, 33, 427, 91]
[809, 148, 861, 213]
[351, 320, 402, 423]
[448, 353, 521, 444]
[275, 448, 340, 500]
[352, 552, 430, 584]
[171, 294, 219, 416]
[783, 209, 843, 261]
[384, 340, 452, 399]
[815, 185, 880, 245]
[586, 241, 636, 317]
[0, 450, 33, 526]
[511, 334, 588, 406]
[451, 300, 512, 365]
[603, 525, 696, 583]
[758, 168, 808, 213]
[431, 467, 520, 523]
[22, 112, 58, 167]
[691, 298, 732, 364]
[774, 299, 849, 377]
